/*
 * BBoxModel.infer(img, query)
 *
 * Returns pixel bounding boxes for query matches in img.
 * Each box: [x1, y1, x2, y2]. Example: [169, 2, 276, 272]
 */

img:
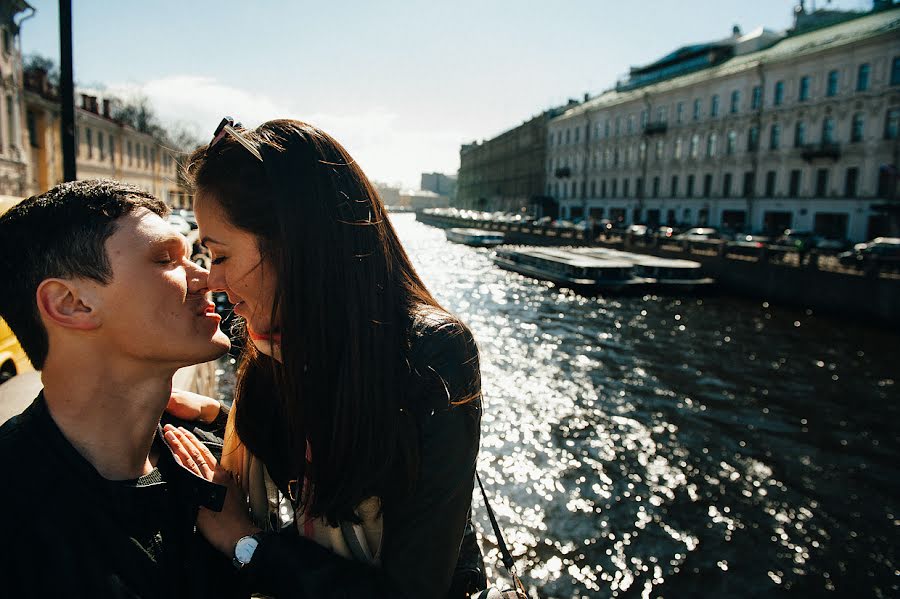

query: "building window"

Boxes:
[885, 108, 900, 139]
[612, 178, 618, 197]
[615, 117, 621, 136]
[689, 134, 699, 159]
[892, 56, 900, 86]
[604, 120, 610, 138]
[109, 135, 115, 163]
[652, 176, 660, 198]
[743, 171, 755, 197]
[639, 140, 647, 163]
[827, 70, 839, 97]
[674, 138, 683, 160]
[795, 121, 806, 147]
[710, 94, 719, 117]
[707, 133, 717, 158]
[765, 171, 776, 197]
[774, 81, 784, 106]
[613, 149, 620, 166]
[623, 178, 630, 197]
[789, 169, 802, 198]
[86, 128, 93, 159]
[640, 110, 648, 128]
[636, 177, 644, 197]
[770, 124, 780, 150]
[730, 90, 740, 113]
[693, 98, 701, 121]
[676, 102, 684, 124]
[98, 133, 105, 161]
[565, 129, 571, 144]
[657, 106, 667, 123]
[686, 174, 695, 197]
[26, 110, 37, 148]
[671, 175, 679, 197]
[703, 174, 712, 198]
[726, 130, 736, 155]
[590, 180, 596, 196]
[655, 139, 664, 161]
[822, 117, 835, 144]
[799, 76, 810, 101]
[574, 127, 580, 143]
[601, 179, 607, 198]
[751, 85, 762, 110]
[747, 126, 759, 151]
[628, 115, 636, 135]
[851, 113, 864, 142]
[815, 168, 829, 196]
[845, 167, 859, 198]
[857, 63, 870, 92]
[723, 172, 733, 197]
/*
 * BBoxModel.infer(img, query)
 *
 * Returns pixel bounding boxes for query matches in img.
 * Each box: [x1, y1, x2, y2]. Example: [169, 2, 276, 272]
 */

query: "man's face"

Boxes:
[88, 208, 230, 368]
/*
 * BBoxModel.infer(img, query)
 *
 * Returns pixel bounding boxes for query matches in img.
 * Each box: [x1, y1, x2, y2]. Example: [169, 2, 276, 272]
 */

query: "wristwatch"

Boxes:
[233, 533, 264, 569]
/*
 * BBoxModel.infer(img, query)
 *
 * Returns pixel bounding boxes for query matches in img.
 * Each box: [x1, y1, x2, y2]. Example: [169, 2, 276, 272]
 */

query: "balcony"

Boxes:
[643, 122, 668, 136]
[554, 167, 572, 178]
[801, 142, 841, 162]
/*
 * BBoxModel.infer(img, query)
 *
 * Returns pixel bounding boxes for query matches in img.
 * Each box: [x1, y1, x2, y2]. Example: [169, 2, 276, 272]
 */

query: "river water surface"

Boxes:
[389, 213, 897, 598]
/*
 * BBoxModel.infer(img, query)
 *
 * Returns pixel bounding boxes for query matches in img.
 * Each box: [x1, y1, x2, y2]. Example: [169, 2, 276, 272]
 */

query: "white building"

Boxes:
[547, 5, 900, 242]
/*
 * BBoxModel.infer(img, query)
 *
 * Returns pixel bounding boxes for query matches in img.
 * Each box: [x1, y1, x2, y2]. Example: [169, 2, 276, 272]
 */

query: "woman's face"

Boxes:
[194, 193, 280, 345]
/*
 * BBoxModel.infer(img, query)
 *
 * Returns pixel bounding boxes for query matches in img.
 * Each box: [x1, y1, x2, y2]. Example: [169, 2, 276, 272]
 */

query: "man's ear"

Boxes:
[36, 279, 101, 331]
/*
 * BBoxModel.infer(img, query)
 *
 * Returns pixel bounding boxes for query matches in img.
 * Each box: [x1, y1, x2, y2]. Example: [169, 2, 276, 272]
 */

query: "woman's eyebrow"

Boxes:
[201, 236, 225, 246]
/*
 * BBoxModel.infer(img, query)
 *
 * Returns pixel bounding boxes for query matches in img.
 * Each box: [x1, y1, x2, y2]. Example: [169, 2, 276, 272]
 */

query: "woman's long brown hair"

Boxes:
[187, 120, 458, 525]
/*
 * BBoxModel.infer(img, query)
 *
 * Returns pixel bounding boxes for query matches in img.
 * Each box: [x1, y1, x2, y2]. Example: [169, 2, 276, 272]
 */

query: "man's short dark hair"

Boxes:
[0, 180, 167, 369]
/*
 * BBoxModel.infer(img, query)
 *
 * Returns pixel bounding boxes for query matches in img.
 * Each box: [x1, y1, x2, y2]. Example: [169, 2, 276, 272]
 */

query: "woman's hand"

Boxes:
[166, 389, 221, 424]
[163, 425, 261, 555]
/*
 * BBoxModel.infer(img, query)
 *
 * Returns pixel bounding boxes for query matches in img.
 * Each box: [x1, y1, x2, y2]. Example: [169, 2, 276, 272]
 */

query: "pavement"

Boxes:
[0, 361, 219, 426]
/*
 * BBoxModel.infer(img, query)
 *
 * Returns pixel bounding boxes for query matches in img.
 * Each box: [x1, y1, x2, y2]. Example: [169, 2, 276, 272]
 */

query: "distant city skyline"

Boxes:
[20, 0, 875, 188]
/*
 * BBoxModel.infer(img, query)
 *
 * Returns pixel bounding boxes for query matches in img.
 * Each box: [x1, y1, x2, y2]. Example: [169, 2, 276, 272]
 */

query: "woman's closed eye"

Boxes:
[211, 256, 229, 265]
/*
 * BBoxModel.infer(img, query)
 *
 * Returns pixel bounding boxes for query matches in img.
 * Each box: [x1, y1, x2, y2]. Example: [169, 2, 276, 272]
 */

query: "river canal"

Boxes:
[390, 213, 897, 598]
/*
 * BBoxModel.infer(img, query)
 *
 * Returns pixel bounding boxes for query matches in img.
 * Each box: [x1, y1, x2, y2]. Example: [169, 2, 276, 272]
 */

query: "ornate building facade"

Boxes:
[548, 6, 900, 241]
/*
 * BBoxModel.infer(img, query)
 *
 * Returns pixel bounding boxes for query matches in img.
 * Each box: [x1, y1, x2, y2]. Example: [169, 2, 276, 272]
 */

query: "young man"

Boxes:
[0, 180, 240, 598]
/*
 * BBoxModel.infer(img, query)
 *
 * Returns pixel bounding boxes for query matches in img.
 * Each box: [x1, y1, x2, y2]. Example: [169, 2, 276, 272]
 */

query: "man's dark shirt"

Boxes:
[0, 393, 241, 599]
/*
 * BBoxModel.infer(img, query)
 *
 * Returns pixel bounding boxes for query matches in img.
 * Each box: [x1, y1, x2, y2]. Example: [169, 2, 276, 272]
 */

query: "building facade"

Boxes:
[420, 172, 457, 200]
[548, 6, 900, 242]
[457, 102, 574, 214]
[24, 72, 182, 202]
[0, 2, 32, 198]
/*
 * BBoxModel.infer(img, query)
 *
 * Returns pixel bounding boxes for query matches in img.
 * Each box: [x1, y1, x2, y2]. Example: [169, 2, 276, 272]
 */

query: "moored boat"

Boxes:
[446, 228, 505, 247]
[571, 248, 715, 289]
[493, 247, 640, 292]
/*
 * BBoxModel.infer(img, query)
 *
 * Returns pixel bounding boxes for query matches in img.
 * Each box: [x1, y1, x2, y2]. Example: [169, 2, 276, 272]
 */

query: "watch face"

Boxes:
[235, 536, 260, 564]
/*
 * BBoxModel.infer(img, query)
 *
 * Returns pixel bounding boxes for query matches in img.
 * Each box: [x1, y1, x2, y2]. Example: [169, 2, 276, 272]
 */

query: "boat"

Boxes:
[571, 248, 715, 289]
[446, 228, 505, 247]
[493, 247, 640, 292]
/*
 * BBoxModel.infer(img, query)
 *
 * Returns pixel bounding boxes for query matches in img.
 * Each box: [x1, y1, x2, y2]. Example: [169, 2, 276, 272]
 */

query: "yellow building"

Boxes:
[24, 69, 184, 202]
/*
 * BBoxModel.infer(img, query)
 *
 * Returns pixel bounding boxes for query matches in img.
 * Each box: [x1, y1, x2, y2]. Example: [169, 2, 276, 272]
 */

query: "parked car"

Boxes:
[731, 234, 772, 248]
[626, 224, 651, 237]
[0, 195, 34, 384]
[838, 237, 900, 269]
[656, 226, 679, 239]
[812, 237, 849, 252]
[675, 227, 721, 242]
[167, 214, 192, 236]
[775, 229, 815, 250]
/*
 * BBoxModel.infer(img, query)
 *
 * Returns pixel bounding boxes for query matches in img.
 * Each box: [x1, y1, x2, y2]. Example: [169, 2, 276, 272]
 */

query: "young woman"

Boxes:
[165, 118, 487, 598]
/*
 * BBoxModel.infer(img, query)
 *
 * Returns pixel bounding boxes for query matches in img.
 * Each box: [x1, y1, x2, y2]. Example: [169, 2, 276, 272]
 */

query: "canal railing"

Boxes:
[415, 210, 900, 327]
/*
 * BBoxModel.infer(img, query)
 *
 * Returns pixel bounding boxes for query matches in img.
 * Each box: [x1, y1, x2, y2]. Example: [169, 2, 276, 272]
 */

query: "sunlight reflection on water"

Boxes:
[392, 213, 898, 599]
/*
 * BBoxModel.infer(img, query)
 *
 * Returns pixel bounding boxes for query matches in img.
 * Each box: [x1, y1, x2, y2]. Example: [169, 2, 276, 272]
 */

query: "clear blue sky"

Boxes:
[20, 0, 873, 189]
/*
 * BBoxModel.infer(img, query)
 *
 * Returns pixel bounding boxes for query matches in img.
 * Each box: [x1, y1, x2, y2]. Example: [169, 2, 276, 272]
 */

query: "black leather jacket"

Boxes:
[240, 309, 486, 599]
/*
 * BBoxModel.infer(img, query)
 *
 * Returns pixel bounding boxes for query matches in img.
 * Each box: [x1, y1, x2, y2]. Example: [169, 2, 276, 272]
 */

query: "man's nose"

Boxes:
[186, 259, 211, 295]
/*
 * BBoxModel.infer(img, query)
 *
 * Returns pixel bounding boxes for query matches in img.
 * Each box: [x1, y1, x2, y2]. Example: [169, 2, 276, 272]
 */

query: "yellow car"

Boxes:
[0, 195, 34, 383]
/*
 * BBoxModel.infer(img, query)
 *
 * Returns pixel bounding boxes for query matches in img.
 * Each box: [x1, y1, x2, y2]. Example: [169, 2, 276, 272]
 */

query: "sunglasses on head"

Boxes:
[208, 117, 263, 162]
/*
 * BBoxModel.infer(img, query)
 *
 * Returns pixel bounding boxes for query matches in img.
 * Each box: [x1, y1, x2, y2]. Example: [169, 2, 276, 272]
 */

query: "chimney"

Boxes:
[732, 24, 742, 36]
[583, 92, 590, 102]
[102, 99, 111, 118]
[81, 93, 91, 110]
